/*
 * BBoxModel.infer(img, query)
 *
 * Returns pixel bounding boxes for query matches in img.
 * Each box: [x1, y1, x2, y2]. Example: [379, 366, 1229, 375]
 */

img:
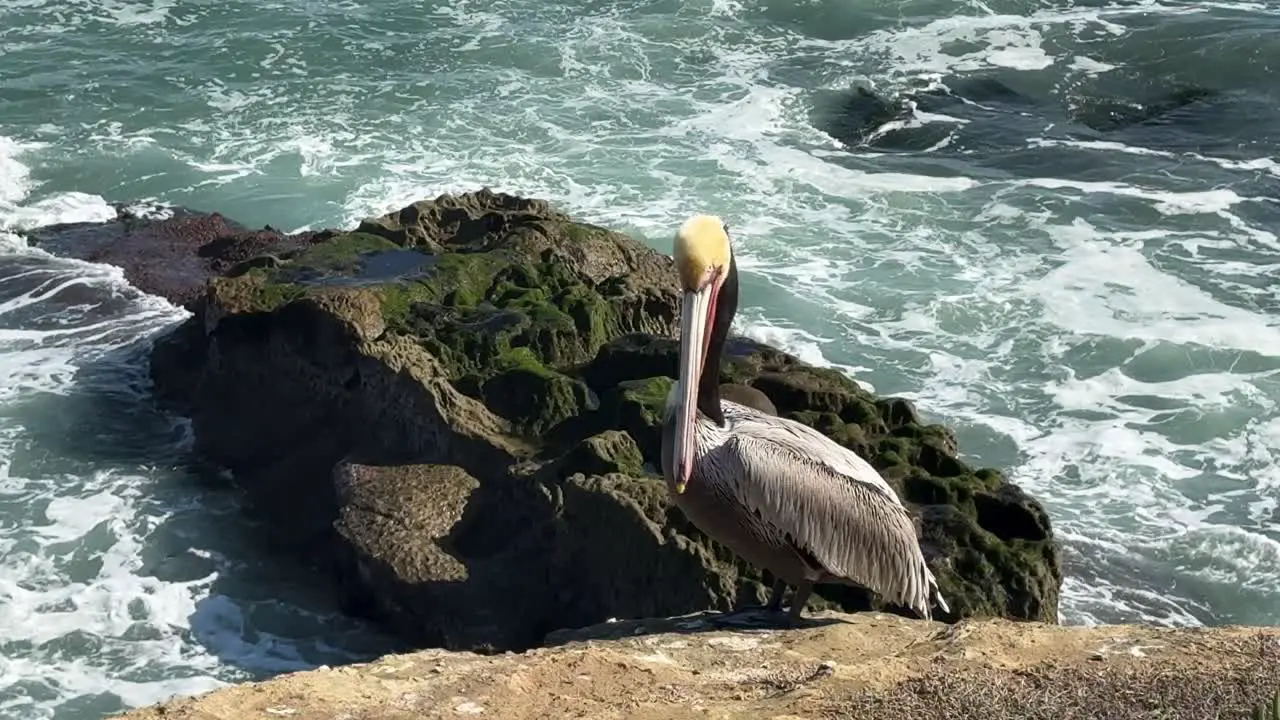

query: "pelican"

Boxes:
[660, 214, 950, 626]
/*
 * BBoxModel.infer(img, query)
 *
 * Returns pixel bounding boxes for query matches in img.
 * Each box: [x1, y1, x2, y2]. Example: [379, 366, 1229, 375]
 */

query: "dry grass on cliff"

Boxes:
[836, 648, 1280, 720]
[831, 625, 1280, 720]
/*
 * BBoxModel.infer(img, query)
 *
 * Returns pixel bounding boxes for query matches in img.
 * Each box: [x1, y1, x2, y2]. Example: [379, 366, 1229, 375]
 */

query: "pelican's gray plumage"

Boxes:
[660, 214, 949, 625]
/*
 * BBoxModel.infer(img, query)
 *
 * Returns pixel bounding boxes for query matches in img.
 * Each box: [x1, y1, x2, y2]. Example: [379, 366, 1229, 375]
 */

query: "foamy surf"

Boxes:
[0, 190, 221, 715]
[0, 139, 395, 719]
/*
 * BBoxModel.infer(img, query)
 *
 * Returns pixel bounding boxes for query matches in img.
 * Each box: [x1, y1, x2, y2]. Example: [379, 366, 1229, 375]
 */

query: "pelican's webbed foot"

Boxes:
[707, 607, 790, 629]
[706, 579, 793, 628]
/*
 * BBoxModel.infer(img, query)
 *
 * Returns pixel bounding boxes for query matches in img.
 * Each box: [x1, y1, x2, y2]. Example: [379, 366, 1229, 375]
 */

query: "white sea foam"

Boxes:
[1030, 138, 1280, 179]
[0, 140, 118, 235]
[0, 137, 216, 718]
[0, 137, 389, 719]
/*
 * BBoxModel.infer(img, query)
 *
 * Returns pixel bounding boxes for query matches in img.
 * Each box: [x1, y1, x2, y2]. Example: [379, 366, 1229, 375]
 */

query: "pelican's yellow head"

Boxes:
[673, 214, 731, 293]
[667, 214, 733, 495]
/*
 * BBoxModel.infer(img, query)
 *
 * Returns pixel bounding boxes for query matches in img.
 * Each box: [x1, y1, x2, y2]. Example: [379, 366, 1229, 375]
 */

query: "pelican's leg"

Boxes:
[708, 579, 790, 628]
[785, 581, 814, 626]
[723, 578, 788, 614]
[765, 577, 787, 612]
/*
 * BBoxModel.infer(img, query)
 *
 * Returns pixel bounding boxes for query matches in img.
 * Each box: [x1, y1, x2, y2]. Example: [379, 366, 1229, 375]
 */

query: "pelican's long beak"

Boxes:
[671, 281, 717, 494]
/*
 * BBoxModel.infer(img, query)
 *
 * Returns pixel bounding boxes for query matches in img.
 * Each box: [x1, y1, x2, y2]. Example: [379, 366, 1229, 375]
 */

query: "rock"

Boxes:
[814, 77, 1225, 159]
[554, 430, 646, 478]
[19, 203, 331, 309]
[595, 376, 674, 462]
[1066, 85, 1219, 133]
[330, 462, 487, 647]
[719, 382, 777, 415]
[115, 613, 1280, 720]
[125, 188, 1062, 653]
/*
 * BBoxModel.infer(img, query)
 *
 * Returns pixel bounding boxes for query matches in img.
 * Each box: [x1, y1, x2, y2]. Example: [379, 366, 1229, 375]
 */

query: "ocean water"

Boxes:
[2, 0, 1279, 717]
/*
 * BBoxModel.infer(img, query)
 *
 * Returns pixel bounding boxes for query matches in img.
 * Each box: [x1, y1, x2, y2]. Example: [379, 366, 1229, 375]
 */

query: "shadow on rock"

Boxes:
[539, 610, 849, 649]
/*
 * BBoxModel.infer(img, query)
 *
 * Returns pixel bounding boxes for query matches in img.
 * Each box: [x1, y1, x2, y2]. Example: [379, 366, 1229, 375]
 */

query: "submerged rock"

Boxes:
[131, 188, 1061, 652]
[19, 203, 330, 309]
[815, 76, 1223, 156]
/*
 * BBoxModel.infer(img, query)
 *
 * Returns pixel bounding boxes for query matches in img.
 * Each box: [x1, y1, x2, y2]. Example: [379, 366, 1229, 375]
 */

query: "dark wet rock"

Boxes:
[119, 188, 1062, 652]
[19, 204, 331, 309]
[812, 78, 1039, 155]
[1068, 86, 1218, 133]
[815, 75, 1224, 158]
[812, 86, 943, 152]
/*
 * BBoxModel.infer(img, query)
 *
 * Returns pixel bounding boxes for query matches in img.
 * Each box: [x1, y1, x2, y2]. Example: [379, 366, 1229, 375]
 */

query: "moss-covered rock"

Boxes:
[176, 190, 679, 448]
[596, 376, 673, 462]
[556, 431, 645, 478]
[140, 188, 1062, 654]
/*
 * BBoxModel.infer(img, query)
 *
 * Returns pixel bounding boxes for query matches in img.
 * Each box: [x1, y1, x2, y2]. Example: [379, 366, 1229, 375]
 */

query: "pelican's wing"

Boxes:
[719, 405, 949, 618]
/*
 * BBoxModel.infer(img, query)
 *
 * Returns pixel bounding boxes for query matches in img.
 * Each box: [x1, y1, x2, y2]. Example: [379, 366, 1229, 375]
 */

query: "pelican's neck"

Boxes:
[696, 253, 738, 427]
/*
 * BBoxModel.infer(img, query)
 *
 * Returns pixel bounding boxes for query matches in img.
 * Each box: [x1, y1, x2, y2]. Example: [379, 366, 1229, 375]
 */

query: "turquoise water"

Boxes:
[3, 0, 1280, 717]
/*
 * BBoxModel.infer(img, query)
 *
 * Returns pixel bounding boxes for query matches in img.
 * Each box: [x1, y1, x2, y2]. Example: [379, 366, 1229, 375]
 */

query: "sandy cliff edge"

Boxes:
[116, 612, 1279, 720]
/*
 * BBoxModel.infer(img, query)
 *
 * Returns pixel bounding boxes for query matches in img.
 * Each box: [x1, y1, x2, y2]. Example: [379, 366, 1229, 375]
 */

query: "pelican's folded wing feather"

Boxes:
[718, 408, 948, 618]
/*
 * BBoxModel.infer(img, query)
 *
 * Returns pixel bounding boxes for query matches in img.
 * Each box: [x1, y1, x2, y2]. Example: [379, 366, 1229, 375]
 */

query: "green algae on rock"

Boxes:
[147, 188, 1063, 653]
